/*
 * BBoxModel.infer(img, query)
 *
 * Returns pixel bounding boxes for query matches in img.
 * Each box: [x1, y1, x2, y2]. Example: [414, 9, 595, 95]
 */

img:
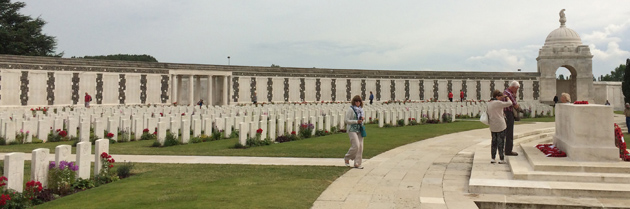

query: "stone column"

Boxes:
[223, 76, 229, 105]
[177, 75, 183, 104]
[188, 75, 194, 105]
[206, 75, 213, 106]
[195, 76, 202, 102]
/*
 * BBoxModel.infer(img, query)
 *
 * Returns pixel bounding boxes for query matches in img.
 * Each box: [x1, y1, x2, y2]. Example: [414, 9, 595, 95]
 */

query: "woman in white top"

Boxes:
[344, 95, 365, 169]
[487, 90, 514, 164]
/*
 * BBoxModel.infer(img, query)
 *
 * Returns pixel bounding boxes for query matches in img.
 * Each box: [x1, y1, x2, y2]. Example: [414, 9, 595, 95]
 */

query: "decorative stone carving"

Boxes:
[160, 75, 169, 103]
[139, 74, 147, 104]
[390, 80, 395, 101]
[250, 77, 256, 102]
[504, 80, 509, 90]
[283, 78, 289, 102]
[419, 80, 424, 100]
[490, 81, 495, 93]
[519, 81, 524, 100]
[315, 78, 321, 101]
[47, 72, 55, 105]
[533, 81, 540, 100]
[20, 71, 29, 105]
[346, 79, 351, 101]
[300, 78, 305, 101]
[476, 81, 481, 100]
[462, 80, 467, 98]
[267, 78, 273, 102]
[118, 74, 126, 104]
[433, 80, 438, 100]
[232, 77, 239, 102]
[447, 80, 452, 93]
[376, 80, 381, 101]
[331, 79, 336, 101]
[404, 80, 410, 100]
[71, 73, 80, 104]
[361, 79, 366, 100]
[96, 73, 103, 104]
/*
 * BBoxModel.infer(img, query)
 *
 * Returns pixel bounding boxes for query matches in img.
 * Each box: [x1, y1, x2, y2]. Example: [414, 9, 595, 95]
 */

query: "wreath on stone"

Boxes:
[535, 144, 566, 157]
[613, 124, 630, 161]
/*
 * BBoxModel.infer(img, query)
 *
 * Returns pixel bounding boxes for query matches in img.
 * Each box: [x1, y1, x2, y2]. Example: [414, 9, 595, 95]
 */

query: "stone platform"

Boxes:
[468, 122, 630, 208]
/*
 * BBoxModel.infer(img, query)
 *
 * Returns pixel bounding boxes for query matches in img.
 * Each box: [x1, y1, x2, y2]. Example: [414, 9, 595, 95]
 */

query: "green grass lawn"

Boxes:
[0, 118, 555, 158]
[38, 163, 348, 209]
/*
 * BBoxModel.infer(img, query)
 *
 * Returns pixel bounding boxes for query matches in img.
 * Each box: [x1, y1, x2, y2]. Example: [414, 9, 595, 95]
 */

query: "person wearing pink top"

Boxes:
[488, 90, 514, 164]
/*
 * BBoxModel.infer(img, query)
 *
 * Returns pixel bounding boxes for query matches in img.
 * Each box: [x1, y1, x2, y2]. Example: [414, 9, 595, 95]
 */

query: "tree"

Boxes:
[600, 64, 626, 81]
[0, 0, 61, 56]
[623, 59, 630, 104]
[74, 54, 158, 62]
[270, 64, 280, 68]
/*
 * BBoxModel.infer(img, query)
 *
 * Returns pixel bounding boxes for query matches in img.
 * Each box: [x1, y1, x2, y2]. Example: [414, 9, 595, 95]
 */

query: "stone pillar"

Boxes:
[31, 148, 49, 188]
[4, 153, 24, 192]
[171, 74, 178, 103]
[223, 76, 229, 105]
[76, 142, 91, 179]
[188, 75, 194, 105]
[195, 76, 202, 102]
[206, 75, 213, 106]
[94, 139, 109, 177]
[176, 75, 182, 104]
[553, 104, 617, 161]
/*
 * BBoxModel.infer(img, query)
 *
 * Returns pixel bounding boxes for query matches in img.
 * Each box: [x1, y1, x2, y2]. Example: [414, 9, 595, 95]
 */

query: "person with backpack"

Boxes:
[197, 99, 204, 109]
[84, 92, 92, 108]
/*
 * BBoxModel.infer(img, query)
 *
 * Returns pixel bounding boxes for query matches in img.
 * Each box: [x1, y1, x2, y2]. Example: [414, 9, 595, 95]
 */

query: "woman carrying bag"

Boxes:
[344, 95, 366, 169]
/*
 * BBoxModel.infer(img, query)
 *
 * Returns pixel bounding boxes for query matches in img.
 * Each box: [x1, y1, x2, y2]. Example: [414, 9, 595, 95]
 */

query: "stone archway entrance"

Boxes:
[555, 66, 577, 102]
[537, 9, 593, 104]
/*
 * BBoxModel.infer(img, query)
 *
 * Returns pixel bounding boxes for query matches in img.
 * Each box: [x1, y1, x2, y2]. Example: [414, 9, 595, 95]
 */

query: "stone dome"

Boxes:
[544, 25, 582, 46]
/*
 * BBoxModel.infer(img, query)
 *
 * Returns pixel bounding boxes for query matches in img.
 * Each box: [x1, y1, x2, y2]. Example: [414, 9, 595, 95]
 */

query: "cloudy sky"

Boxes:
[19, 0, 630, 78]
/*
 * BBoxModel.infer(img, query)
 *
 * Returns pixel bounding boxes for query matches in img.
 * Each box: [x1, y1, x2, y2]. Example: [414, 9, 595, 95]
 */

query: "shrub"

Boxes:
[48, 161, 78, 195]
[442, 113, 452, 123]
[314, 129, 327, 136]
[191, 137, 202, 143]
[211, 129, 223, 141]
[116, 161, 134, 179]
[383, 124, 393, 128]
[276, 135, 290, 143]
[397, 119, 405, 126]
[163, 132, 180, 147]
[421, 117, 428, 124]
[330, 126, 338, 133]
[233, 142, 246, 149]
[288, 134, 300, 141]
[95, 152, 119, 186]
[140, 132, 155, 141]
[73, 178, 95, 191]
[299, 123, 314, 139]
[151, 141, 161, 147]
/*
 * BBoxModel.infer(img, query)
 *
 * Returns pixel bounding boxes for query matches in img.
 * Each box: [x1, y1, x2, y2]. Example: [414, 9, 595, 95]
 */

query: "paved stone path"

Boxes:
[311, 122, 557, 209]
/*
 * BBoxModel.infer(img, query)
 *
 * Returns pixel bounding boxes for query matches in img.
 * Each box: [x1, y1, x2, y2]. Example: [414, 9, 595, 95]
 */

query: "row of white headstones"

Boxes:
[3, 139, 109, 193]
[0, 101, 553, 146]
[0, 101, 553, 192]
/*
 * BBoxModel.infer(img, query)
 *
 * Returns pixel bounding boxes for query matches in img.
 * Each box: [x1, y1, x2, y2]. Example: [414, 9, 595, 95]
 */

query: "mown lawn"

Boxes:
[38, 163, 349, 209]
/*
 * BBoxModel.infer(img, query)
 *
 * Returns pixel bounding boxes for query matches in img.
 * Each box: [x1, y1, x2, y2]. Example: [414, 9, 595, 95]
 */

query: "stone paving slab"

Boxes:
[312, 122, 557, 209]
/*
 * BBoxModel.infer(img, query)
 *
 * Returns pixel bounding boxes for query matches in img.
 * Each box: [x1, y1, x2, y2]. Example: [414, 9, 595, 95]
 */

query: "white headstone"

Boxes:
[55, 145, 71, 165]
[94, 139, 110, 177]
[31, 148, 49, 188]
[76, 142, 91, 179]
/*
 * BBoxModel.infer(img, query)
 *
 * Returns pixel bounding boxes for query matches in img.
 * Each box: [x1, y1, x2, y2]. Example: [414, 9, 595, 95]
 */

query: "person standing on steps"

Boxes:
[448, 91, 453, 102]
[344, 95, 365, 169]
[460, 90, 465, 102]
[488, 90, 514, 164]
[84, 92, 92, 108]
[197, 99, 204, 109]
[502, 81, 520, 156]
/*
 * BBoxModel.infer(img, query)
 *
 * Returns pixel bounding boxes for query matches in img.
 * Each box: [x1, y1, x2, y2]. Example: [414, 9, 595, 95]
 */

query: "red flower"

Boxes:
[101, 152, 109, 159]
[325, 131, 328, 133]
[291, 131, 296, 135]
[181, 113, 186, 116]
[59, 130, 68, 137]
[160, 113, 164, 117]
[256, 128, 263, 134]
[107, 133, 114, 138]
[30, 108, 34, 111]
[109, 164, 114, 168]
[143, 128, 150, 133]
[153, 131, 157, 135]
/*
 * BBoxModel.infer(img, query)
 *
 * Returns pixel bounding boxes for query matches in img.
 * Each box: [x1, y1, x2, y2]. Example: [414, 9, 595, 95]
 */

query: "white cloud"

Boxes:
[582, 20, 630, 77]
[466, 48, 538, 72]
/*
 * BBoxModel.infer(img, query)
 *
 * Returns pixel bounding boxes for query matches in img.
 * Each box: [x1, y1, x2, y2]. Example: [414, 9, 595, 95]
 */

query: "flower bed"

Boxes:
[613, 123, 630, 161]
[535, 144, 567, 157]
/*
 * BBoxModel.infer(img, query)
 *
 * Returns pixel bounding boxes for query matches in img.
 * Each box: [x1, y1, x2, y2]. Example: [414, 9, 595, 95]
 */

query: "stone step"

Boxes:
[521, 142, 630, 174]
[470, 146, 630, 199]
[509, 146, 630, 183]
[473, 194, 630, 209]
